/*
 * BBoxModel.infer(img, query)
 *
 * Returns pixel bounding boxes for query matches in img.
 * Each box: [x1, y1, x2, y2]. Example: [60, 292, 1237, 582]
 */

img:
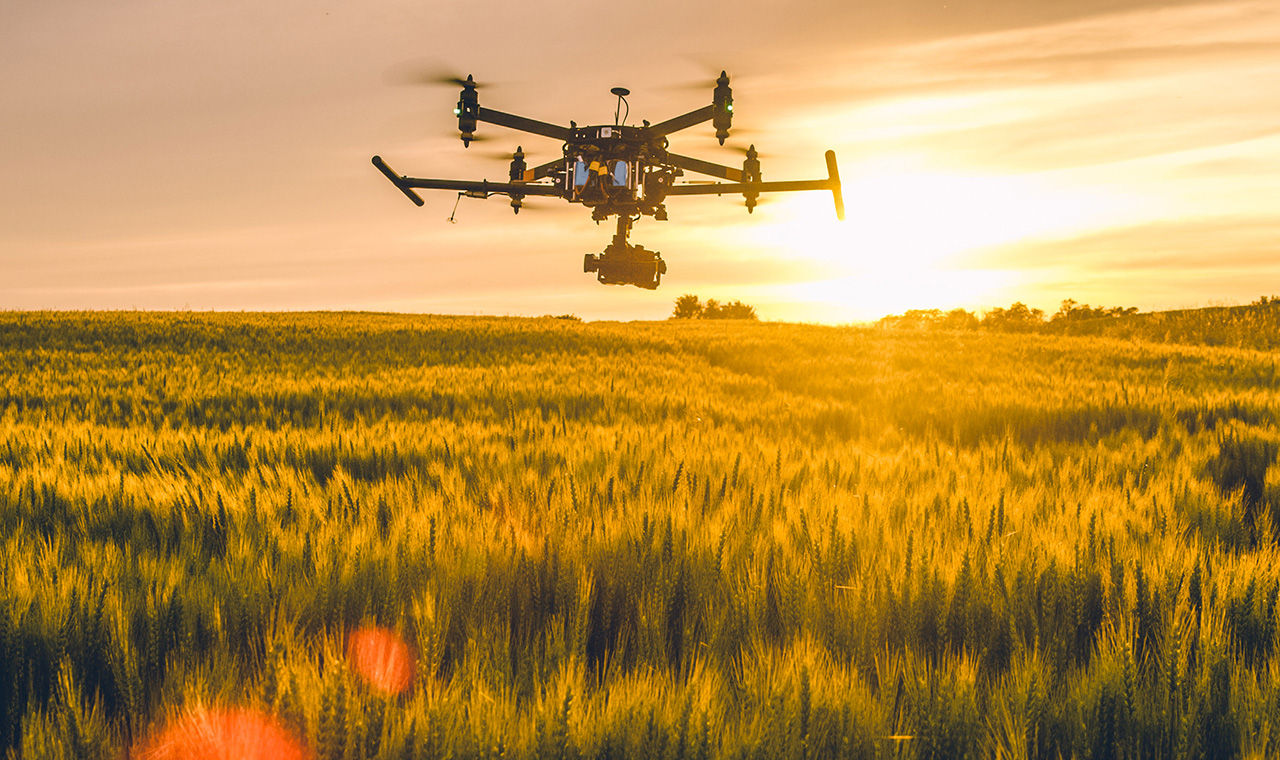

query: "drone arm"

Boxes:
[666, 179, 830, 194]
[396, 176, 563, 196]
[665, 150, 846, 220]
[476, 107, 571, 141]
[521, 157, 563, 182]
[372, 156, 562, 202]
[372, 155, 425, 206]
[666, 153, 743, 182]
[648, 105, 715, 138]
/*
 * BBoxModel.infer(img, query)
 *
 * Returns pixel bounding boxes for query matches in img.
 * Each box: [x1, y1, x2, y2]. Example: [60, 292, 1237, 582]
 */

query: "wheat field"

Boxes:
[2, 311, 1279, 758]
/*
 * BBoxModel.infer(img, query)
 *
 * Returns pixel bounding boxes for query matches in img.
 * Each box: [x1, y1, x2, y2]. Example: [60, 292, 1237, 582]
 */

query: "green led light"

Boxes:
[726, 104, 733, 112]
[453, 108, 461, 115]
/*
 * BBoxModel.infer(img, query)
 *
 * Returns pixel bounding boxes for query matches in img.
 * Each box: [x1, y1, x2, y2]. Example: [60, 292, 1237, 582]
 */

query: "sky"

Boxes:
[1, 0, 1277, 323]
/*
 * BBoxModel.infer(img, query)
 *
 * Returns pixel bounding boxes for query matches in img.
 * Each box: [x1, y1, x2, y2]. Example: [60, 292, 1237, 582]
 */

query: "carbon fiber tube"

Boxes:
[371, 156, 425, 207]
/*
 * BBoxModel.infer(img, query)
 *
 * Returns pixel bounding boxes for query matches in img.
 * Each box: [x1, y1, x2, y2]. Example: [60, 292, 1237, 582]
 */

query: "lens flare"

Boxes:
[347, 626, 415, 695]
[135, 706, 310, 760]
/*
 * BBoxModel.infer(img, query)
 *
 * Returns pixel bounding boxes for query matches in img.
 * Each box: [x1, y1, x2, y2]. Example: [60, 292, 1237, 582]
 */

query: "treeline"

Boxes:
[878, 299, 1138, 332]
[880, 296, 1280, 349]
[669, 295, 757, 320]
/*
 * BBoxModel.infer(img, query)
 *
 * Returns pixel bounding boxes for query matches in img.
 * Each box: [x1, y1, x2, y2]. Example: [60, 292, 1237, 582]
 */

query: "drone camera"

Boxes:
[585, 236, 667, 289]
[585, 251, 667, 290]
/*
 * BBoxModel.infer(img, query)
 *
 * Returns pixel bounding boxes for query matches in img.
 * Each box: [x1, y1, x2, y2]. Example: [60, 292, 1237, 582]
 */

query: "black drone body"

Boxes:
[372, 72, 844, 289]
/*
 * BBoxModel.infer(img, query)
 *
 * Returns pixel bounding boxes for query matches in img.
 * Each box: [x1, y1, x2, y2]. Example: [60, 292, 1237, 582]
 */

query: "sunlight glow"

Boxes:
[737, 156, 1150, 321]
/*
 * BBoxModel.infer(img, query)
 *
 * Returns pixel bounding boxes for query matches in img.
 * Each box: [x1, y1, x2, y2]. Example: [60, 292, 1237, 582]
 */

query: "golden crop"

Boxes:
[1, 311, 1278, 758]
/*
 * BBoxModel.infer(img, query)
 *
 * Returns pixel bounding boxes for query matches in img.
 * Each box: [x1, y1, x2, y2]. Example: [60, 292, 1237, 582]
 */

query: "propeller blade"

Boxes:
[665, 55, 737, 86]
[476, 147, 529, 161]
[724, 144, 773, 159]
[378, 113, 506, 146]
[660, 76, 723, 92]
[383, 62, 485, 90]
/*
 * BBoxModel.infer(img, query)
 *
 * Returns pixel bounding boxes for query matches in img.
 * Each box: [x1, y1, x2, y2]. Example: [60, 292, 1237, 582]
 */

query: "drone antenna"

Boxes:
[447, 192, 464, 223]
[610, 87, 630, 126]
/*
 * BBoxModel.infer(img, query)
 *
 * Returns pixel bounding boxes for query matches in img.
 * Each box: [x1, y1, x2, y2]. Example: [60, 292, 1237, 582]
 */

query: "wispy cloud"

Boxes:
[787, 0, 1280, 170]
[975, 215, 1280, 275]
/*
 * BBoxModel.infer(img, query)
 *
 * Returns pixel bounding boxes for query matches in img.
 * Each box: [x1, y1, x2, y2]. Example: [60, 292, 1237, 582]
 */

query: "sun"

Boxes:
[735, 157, 1142, 322]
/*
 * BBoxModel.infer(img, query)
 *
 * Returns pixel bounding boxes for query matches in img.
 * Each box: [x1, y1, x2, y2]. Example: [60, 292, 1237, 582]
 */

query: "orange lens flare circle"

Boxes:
[135, 707, 310, 760]
[347, 626, 415, 695]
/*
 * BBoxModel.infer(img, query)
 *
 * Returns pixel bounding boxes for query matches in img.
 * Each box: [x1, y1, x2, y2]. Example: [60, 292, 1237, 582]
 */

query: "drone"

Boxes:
[372, 72, 844, 290]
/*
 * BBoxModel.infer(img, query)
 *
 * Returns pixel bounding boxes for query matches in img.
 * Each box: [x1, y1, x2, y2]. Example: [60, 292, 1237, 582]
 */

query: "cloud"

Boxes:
[776, 0, 1280, 173]
[974, 215, 1280, 270]
[833, 0, 1280, 91]
[960, 214, 1280, 310]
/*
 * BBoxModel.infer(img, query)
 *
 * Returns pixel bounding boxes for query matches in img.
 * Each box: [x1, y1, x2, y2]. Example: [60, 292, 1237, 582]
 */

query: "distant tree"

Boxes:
[941, 308, 980, 330]
[671, 294, 702, 319]
[1051, 299, 1137, 323]
[982, 302, 1045, 332]
[878, 308, 977, 330]
[717, 300, 758, 320]
[674, 297, 758, 320]
[1053, 298, 1083, 321]
[878, 309, 941, 329]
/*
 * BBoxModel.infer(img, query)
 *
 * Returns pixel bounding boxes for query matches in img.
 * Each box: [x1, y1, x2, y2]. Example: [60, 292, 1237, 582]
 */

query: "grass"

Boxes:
[2, 311, 1279, 758]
